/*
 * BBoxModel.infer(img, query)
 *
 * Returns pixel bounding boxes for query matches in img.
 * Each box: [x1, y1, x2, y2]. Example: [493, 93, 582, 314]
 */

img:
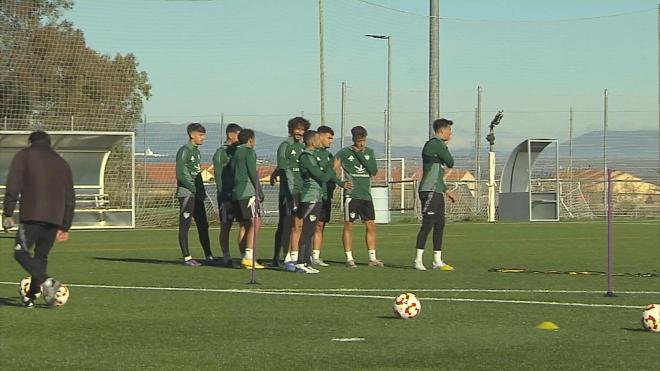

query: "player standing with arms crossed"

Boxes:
[414, 118, 457, 271]
[334, 126, 384, 268]
[212, 123, 243, 267]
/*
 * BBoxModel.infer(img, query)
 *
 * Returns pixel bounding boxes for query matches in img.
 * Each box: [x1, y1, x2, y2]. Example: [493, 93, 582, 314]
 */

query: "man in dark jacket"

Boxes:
[2, 131, 75, 307]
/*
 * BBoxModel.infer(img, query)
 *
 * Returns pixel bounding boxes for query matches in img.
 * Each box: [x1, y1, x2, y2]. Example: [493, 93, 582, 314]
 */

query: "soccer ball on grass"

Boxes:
[44, 283, 70, 307]
[641, 304, 660, 332]
[393, 292, 421, 319]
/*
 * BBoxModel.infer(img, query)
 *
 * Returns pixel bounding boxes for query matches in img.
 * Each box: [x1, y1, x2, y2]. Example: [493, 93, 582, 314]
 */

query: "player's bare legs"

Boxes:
[342, 221, 357, 267]
[364, 220, 383, 267]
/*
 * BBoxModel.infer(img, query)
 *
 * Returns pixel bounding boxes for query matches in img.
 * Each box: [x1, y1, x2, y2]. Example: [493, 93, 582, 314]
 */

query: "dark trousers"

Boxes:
[297, 203, 321, 265]
[178, 196, 212, 258]
[273, 195, 295, 260]
[13, 222, 58, 298]
[415, 192, 446, 251]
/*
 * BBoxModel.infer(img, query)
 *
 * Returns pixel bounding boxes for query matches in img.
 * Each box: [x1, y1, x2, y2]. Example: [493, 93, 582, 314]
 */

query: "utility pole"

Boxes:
[429, 0, 439, 138]
[319, 0, 326, 125]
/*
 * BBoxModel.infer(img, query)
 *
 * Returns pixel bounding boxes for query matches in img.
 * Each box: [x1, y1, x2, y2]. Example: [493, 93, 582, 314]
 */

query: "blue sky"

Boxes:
[65, 0, 658, 149]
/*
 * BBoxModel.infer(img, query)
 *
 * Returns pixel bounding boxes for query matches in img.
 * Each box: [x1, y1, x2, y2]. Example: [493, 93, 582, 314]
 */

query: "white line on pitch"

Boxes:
[0, 282, 647, 309]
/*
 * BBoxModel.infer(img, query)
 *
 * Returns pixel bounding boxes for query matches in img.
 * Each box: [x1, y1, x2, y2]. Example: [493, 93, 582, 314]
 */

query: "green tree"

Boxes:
[0, 0, 151, 131]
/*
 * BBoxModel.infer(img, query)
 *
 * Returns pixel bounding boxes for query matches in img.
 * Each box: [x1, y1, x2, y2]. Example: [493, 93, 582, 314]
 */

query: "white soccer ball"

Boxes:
[641, 304, 660, 332]
[44, 284, 70, 307]
[393, 292, 421, 319]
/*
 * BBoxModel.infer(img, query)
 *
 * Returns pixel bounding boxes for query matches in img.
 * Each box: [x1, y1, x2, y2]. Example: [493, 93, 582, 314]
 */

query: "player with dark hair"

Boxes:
[212, 123, 243, 267]
[414, 118, 457, 271]
[176, 122, 216, 267]
[231, 129, 265, 269]
[334, 125, 384, 268]
[272, 116, 309, 270]
[311, 125, 345, 266]
[295, 130, 348, 273]
[3, 131, 75, 307]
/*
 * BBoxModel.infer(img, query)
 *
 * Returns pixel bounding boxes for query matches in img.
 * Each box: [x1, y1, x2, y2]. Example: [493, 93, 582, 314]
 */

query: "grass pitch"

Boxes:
[1, 221, 659, 370]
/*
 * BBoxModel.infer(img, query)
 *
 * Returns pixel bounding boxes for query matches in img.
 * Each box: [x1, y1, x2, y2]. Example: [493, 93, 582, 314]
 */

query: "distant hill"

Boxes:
[135, 123, 657, 180]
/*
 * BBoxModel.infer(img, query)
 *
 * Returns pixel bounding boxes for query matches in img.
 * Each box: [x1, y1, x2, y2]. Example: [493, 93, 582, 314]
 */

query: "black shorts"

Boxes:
[278, 193, 300, 217]
[218, 200, 235, 224]
[234, 197, 258, 221]
[317, 199, 332, 222]
[343, 197, 375, 222]
[296, 202, 322, 223]
[419, 191, 445, 217]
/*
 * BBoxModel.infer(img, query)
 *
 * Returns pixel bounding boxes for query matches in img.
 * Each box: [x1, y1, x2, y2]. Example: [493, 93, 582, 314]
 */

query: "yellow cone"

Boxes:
[536, 321, 559, 330]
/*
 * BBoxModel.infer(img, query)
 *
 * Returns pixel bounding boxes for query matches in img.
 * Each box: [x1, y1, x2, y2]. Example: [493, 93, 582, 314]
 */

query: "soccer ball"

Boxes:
[18, 277, 41, 299]
[641, 304, 660, 332]
[393, 292, 421, 319]
[44, 284, 70, 307]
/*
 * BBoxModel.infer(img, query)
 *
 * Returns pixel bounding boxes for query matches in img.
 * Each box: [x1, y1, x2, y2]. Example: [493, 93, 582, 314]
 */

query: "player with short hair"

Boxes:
[231, 129, 265, 269]
[3, 131, 75, 307]
[212, 123, 243, 267]
[414, 118, 457, 271]
[176, 122, 217, 267]
[295, 130, 348, 273]
[334, 125, 384, 268]
[311, 125, 343, 266]
[273, 116, 309, 269]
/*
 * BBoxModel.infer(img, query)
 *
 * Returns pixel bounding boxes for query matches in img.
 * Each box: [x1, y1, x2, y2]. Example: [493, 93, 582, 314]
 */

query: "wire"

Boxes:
[353, 0, 655, 23]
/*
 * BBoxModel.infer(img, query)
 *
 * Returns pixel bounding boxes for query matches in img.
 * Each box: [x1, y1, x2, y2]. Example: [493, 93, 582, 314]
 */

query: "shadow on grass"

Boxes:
[323, 260, 413, 270]
[93, 257, 183, 265]
[621, 327, 651, 332]
[0, 297, 24, 307]
[376, 315, 401, 320]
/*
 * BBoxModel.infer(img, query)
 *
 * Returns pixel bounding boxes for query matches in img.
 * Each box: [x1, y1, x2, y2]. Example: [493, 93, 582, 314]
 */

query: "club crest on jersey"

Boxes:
[364, 154, 370, 160]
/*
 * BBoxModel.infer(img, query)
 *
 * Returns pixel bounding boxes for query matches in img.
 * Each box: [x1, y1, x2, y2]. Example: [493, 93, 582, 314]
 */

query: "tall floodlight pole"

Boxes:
[429, 0, 439, 138]
[365, 34, 392, 185]
[486, 110, 503, 223]
[603, 89, 608, 209]
[319, 0, 326, 125]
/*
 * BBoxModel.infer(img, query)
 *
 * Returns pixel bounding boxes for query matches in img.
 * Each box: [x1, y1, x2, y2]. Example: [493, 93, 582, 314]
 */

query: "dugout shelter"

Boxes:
[0, 131, 135, 229]
[498, 139, 559, 222]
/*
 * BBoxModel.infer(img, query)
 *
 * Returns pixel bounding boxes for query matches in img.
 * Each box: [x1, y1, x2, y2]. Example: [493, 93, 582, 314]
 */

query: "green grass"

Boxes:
[1, 221, 659, 370]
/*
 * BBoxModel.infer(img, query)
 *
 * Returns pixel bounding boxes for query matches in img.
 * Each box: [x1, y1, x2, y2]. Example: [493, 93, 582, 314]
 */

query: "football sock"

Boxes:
[312, 250, 320, 260]
[284, 252, 292, 262]
[245, 248, 253, 260]
[415, 249, 424, 262]
[368, 250, 377, 261]
[184, 256, 192, 262]
[345, 251, 354, 261]
[433, 250, 443, 264]
[290, 251, 299, 262]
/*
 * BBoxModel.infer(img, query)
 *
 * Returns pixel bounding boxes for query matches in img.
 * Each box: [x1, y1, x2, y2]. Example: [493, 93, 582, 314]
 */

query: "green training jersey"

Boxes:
[299, 148, 341, 203]
[212, 143, 237, 202]
[418, 136, 454, 193]
[335, 146, 377, 201]
[276, 137, 304, 198]
[176, 142, 205, 199]
[231, 144, 263, 201]
[315, 147, 340, 201]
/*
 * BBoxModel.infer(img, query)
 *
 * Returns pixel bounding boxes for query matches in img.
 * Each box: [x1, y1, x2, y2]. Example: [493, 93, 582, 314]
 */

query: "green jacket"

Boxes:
[212, 143, 237, 202]
[418, 137, 454, 193]
[335, 146, 377, 201]
[315, 147, 340, 201]
[176, 142, 205, 199]
[299, 148, 342, 203]
[231, 144, 264, 201]
[276, 137, 304, 198]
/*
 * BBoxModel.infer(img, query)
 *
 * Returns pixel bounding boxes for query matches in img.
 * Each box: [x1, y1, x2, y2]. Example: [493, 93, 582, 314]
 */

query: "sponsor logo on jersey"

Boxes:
[347, 155, 355, 162]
